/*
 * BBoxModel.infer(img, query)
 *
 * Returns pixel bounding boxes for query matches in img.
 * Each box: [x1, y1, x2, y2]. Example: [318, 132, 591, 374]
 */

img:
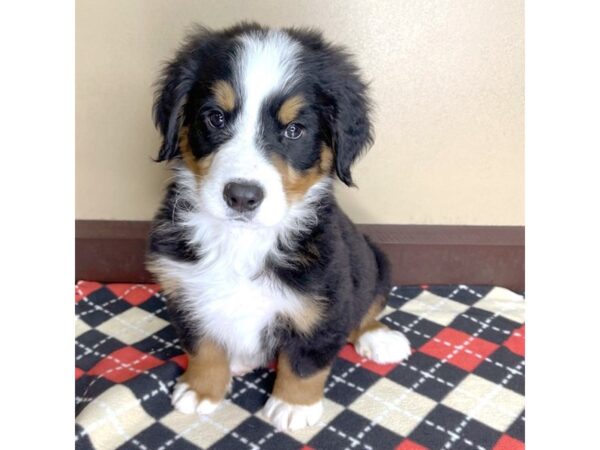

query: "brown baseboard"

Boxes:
[76, 220, 524, 293]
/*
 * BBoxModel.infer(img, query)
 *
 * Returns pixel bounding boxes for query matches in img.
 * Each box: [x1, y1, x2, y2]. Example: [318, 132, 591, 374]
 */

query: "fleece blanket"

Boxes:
[75, 282, 524, 450]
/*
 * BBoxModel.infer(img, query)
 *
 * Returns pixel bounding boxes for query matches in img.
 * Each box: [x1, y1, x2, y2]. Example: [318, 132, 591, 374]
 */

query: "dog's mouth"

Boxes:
[227, 212, 256, 225]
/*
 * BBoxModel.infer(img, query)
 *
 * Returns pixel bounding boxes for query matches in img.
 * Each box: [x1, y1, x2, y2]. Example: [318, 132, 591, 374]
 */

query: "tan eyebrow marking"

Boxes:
[211, 80, 236, 112]
[277, 95, 305, 124]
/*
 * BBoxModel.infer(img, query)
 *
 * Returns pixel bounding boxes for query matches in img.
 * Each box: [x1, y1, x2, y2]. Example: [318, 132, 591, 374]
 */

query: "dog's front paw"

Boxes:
[355, 327, 411, 364]
[261, 396, 323, 431]
[171, 381, 220, 415]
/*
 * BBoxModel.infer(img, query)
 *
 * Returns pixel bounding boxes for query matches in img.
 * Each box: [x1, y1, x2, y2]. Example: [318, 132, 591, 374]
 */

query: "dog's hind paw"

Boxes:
[355, 327, 412, 364]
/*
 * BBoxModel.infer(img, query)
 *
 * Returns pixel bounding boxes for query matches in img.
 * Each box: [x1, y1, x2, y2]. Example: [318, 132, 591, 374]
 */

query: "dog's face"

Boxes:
[154, 24, 372, 228]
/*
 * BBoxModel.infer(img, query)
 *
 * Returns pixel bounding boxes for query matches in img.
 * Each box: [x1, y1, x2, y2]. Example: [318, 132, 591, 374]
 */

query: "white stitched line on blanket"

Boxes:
[390, 285, 484, 302]
[75, 380, 176, 442]
[388, 286, 412, 301]
[230, 371, 271, 400]
[75, 340, 176, 402]
[152, 371, 271, 450]
[352, 298, 523, 449]
[442, 360, 526, 450]
[157, 413, 261, 450]
[256, 429, 277, 447]
[329, 425, 372, 450]
[156, 397, 263, 450]
[75, 288, 183, 352]
[347, 300, 513, 450]
[322, 286, 466, 450]
[330, 360, 521, 422]
[76, 284, 167, 318]
[383, 316, 524, 377]
[328, 366, 521, 446]
[76, 334, 113, 362]
[76, 336, 180, 406]
[324, 356, 365, 394]
[324, 286, 454, 396]
[75, 305, 171, 363]
[460, 313, 523, 337]
[96, 399, 148, 450]
[294, 289, 461, 450]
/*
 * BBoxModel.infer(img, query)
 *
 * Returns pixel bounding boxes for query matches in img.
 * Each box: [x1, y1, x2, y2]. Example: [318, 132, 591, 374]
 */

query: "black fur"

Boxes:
[147, 23, 389, 378]
[267, 195, 389, 376]
[152, 23, 373, 184]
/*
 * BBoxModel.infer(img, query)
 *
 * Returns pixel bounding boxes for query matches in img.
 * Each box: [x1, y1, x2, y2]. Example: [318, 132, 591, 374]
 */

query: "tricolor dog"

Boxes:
[147, 23, 411, 431]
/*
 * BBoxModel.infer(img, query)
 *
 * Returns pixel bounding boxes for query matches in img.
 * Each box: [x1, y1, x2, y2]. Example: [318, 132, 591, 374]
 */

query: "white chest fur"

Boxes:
[157, 213, 305, 371]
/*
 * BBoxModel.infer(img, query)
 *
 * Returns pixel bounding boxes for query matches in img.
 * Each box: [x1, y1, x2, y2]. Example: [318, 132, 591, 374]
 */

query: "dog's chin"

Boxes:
[224, 212, 281, 230]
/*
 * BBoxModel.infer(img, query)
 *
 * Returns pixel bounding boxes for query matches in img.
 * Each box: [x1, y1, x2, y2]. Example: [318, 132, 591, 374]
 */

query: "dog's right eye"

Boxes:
[207, 110, 225, 129]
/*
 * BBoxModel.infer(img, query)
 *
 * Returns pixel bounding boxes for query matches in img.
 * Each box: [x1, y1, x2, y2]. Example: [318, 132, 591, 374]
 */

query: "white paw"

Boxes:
[355, 327, 411, 364]
[171, 381, 220, 415]
[261, 396, 323, 431]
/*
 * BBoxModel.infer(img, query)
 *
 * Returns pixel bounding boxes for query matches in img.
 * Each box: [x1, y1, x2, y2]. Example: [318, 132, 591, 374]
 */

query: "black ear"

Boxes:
[320, 46, 373, 186]
[153, 28, 210, 162]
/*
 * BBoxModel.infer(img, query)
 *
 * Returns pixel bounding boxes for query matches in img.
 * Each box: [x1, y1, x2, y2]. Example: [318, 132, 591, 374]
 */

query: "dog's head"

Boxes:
[154, 23, 372, 228]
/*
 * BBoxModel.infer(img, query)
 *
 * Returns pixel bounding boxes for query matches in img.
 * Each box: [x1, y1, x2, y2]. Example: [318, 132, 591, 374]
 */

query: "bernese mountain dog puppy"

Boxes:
[146, 22, 411, 431]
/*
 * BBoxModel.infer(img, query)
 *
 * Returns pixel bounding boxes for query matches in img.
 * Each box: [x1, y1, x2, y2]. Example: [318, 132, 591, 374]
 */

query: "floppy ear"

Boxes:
[153, 29, 209, 162]
[321, 47, 373, 187]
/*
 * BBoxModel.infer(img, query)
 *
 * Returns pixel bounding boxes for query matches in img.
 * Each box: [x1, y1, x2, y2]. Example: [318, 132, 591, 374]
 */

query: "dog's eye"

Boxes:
[207, 110, 225, 129]
[284, 123, 305, 140]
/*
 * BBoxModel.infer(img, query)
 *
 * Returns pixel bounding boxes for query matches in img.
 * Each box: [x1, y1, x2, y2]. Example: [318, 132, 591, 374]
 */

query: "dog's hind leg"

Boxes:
[348, 296, 412, 364]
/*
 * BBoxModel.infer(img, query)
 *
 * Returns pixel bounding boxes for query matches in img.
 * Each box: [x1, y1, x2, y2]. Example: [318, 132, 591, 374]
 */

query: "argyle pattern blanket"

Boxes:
[75, 282, 525, 450]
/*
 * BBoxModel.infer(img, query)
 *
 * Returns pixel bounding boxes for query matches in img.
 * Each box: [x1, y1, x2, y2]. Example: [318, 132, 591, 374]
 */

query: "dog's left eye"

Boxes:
[284, 123, 305, 140]
[207, 110, 225, 129]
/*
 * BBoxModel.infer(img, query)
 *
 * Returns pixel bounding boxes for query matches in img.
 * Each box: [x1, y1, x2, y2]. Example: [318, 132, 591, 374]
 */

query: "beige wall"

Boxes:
[76, 0, 523, 225]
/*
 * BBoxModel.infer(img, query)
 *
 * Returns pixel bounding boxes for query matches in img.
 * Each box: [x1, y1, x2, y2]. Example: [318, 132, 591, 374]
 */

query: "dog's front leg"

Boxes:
[171, 339, 231, 415]
[261, 351, 332, 431]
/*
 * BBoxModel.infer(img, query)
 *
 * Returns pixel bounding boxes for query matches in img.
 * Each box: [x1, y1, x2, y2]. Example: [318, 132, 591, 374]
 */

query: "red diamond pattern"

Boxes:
[107, 283, 159, 305]
[493, 434, 525, 450]
[504, 325, 525, 357]
[75, 281, 103, 303]
[87, 346, 164, 383]
[395, 439, 430, 450]
[419, 328, 499, 372]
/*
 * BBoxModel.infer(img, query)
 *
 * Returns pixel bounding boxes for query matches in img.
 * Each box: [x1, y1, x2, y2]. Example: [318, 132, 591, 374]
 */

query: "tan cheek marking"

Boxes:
[277, 95, 305, 124]
[271, 145, 334, 202]
[347, 295, 386, 343]
[272, 353, 330, 405]
[211, 80, 236, 112]
[181, 339, 231, 403]
[179, 126, 214, 180]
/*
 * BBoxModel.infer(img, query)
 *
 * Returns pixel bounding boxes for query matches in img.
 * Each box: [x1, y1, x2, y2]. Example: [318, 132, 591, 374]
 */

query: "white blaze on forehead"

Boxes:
[235, 30, 301, 136]
[193, 31, 302, 228]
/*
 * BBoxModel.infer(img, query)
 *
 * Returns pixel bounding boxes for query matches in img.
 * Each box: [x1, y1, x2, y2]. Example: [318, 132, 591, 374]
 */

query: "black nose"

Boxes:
[223, 181, 265, 213]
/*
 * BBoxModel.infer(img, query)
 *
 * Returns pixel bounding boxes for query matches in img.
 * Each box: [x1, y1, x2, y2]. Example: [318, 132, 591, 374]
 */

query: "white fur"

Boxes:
[171, 381, 219, 415]
[261, 396, 323, 431]
[354, 328, 412, 364]
[153, 31, 335, 420]
[153, 167, 331, 371]
[195, 30, 302, 228]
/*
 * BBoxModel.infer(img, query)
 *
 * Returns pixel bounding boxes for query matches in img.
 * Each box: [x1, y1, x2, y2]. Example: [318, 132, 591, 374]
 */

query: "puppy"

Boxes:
[146, 23, 411, 431]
